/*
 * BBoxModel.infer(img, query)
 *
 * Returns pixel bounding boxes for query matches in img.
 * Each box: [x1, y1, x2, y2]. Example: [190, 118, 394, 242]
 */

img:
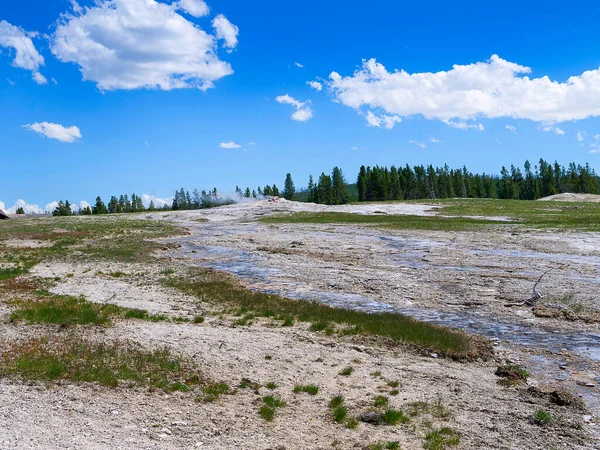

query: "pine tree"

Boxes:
[282, 173, 295, 200]
[16, 207, 25, 214]
[317, 173, 333, 205]
[92, 196, 108, 214]
[307, 175, 315, 203]
[331, 167, 349, 204]
[272, 184, 280, 197]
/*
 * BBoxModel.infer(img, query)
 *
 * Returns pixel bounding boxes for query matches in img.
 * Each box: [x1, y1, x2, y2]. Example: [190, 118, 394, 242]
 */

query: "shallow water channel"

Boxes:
[178, 236, 600, 416]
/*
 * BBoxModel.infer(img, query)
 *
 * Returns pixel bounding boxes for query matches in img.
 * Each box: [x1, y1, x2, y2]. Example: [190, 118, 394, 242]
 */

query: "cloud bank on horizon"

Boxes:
[326, 55, 600, 129]
[0, 196, 173, 214]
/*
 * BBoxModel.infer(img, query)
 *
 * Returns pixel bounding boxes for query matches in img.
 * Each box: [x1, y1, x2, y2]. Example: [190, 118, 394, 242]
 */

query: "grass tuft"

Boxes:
[532, 409, 551, 426]
[423, 427, 460, 450]
[293, 384, 319, 395]
[333, 406, 348, 423]
[373, 395, 389, 408]
[381, 409, 410, 425]
[338, 366, 354, 376]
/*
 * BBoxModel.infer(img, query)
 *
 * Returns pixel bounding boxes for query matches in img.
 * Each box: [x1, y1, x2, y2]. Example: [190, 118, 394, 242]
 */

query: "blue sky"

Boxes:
[2, 0, 600, 212]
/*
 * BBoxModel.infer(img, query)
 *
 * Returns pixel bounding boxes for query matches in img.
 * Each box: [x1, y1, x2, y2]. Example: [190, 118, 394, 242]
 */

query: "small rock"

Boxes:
[583, 415, 592, 423]
[559, 365, 567, 370]
[431, 353, 438, 358]
[360, 412, 382, 425]
[160, 428, 172, 435]
[171, 421, 188, 427]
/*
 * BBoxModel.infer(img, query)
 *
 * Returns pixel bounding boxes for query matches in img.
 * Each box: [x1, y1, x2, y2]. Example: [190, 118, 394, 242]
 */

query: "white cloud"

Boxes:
[70, 1, 83, 14]
[219, 141, 241, 149]
[44, 201, 59, 213]
[248, 141, 257, 146]
[51, 0, 234, 91]
[294, 62, 304, 68]
[0, 20, 46, 84]
[72, 200, 91, 212]
[307, 80, 323, 91]
[408, 140, 426, 148]
[0, 199, 46, 214]
[505, 125, 517, 134]
[177, 0, 209, 17]
[141, 194, 171, 208]
[24, 122, 81, 143]
[351, 146, 359, 150]
[430, 137, 442, 143]
[365, 110, 401, 129]
[443, 120, 484, 131]
[276, 94, 313, 122]
[212, 14, 239, 50]
[541, 126, 565, 135]
[328, 54, 600, 128]
[577, 131, 586, 142]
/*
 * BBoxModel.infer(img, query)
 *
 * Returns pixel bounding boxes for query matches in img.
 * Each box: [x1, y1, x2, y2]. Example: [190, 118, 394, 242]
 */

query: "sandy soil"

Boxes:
[1, 200, 599, 449]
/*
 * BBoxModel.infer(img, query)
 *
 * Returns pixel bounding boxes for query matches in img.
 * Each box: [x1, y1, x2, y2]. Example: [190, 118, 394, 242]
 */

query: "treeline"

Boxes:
[355, 159, 600, 202]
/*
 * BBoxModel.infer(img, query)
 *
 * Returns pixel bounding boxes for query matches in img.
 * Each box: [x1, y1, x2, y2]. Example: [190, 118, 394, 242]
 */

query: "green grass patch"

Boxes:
[333, 405, 348, 423]
[259, 395, 286, 422]
[293, 384, 319, 395]
[423, 427, 460, 450]
[261, 211, 499, 232]
[381, 409, 410, 425]
[163, 268, 485, 359]
[0, 336, 203, 392]
[329, 395, 345, 409]
[367, 442, 400, 450]
[373, 395, 389, 408]
[8, 295, 168, 326]
[262, 198, 600, 231]
[532, 409, 552, 426]
[201, 382, 231, 402]
[338, 366, 354, 376]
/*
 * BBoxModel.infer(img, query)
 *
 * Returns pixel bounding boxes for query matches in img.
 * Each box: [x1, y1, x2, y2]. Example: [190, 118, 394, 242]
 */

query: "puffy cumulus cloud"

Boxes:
[0, 20, 46, 84]
[44, 201, 59, 213]
[365, 110, 401, 129]
[308, 80, 323, 91]
[141, 194, 171, 208]
[505, 125, 517, 134]
[328, 55, 600, 129]
[409, 140, 426, 148]
[219, 141, 241, 149]
[0, 199, 45, 214]
[212, 14, 239, 50]
[51, 0, 235, 91]
[177, 0, 209, 17]
[73, 200, 91, 212]
[276, 94, 313, 122]
[24, 122, 82, 143]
